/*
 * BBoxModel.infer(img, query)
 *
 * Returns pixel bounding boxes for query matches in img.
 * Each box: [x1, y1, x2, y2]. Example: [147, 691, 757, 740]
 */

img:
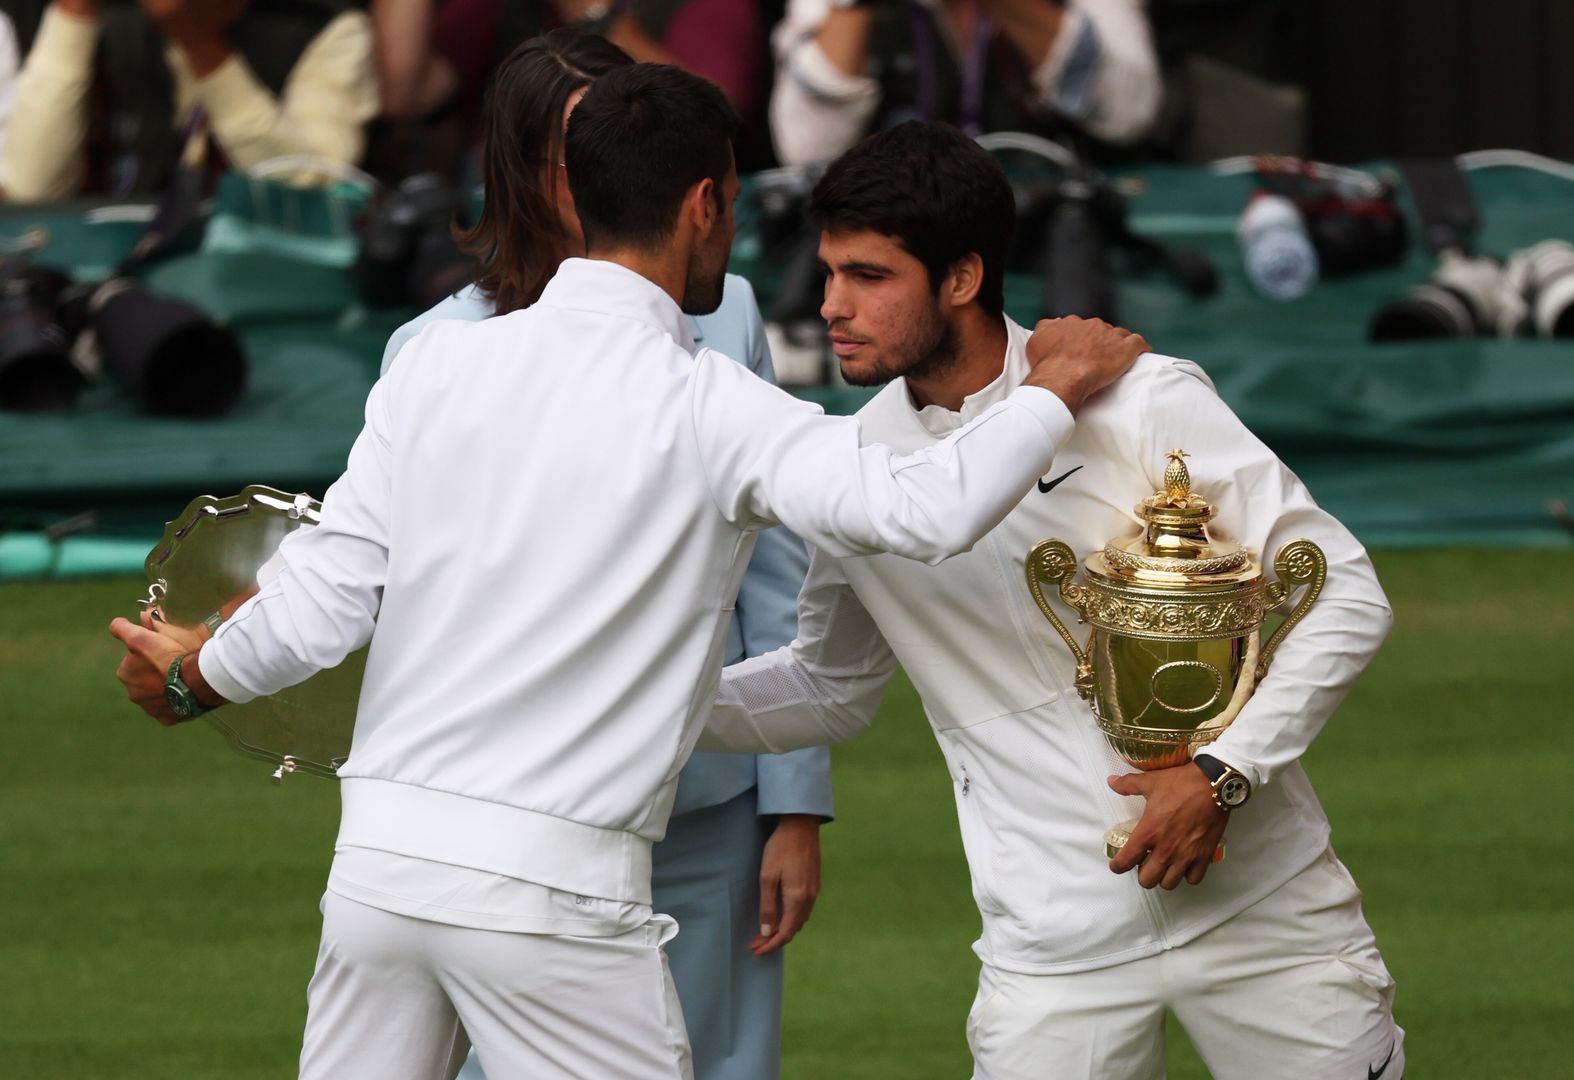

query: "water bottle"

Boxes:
[1238, 194, 1318, 300]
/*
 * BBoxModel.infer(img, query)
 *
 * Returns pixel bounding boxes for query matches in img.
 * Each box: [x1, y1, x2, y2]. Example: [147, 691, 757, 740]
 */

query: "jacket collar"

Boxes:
[538, 258, 697, 354]
[910, 316, 1029, 436]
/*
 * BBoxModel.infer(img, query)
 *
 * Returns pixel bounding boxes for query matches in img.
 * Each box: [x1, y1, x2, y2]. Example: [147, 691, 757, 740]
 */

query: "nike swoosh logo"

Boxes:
[1038, 465, 1084, 494]
[1368, 1039, 1395, 1080]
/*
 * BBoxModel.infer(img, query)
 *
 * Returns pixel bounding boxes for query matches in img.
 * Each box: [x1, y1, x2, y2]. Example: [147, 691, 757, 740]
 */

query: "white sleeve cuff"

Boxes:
[196, 641, 262, 705]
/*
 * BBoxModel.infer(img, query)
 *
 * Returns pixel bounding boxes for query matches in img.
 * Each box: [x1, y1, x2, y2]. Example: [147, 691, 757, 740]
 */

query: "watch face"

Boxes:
[1220, 776, 1250, 807]
[166, 685, 191, 718]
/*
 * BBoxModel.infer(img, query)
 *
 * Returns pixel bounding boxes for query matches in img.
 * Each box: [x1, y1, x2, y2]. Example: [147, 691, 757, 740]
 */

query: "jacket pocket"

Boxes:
[952, 761, 1008, 917]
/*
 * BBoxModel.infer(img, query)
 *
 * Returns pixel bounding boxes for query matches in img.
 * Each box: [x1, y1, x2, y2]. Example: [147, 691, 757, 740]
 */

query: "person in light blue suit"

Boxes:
[378, 32, 832, 1080]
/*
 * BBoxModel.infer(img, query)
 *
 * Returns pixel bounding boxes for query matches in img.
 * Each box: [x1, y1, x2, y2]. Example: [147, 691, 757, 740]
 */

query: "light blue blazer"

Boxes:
[381, 274, 834, 822]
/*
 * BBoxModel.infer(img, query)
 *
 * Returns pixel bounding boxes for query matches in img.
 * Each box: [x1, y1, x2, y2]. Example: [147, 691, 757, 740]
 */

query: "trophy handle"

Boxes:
[1256, 538, 1327, 681]
[1025, 539, 1095, 699]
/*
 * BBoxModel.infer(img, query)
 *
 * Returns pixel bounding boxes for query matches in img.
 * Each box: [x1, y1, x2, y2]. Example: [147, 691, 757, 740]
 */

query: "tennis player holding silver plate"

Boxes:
[137, 485, 361, 781]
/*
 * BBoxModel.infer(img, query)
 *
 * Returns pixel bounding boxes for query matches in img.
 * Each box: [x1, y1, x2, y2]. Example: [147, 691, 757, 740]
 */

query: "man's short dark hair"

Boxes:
[565, 64, 738, 252]
[808, 121, 1015, 316]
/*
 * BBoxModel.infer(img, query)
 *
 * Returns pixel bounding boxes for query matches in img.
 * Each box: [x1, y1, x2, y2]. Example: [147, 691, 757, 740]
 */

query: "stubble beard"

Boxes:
[681, 246, 727, 316]
[836, 301, 960, 388]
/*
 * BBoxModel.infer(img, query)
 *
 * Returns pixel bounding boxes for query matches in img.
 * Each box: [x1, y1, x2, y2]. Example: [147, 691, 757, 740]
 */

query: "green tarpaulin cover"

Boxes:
[3, 164, 1571, 579]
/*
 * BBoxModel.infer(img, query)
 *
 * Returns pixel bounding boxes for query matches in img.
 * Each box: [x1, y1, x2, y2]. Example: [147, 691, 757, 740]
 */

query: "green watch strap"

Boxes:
[166, 652, 210, 719]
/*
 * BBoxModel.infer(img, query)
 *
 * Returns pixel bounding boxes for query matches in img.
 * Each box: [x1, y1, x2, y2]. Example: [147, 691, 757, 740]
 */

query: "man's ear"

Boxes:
[942, 252, 986, 309]
[685, 177, 718, 235]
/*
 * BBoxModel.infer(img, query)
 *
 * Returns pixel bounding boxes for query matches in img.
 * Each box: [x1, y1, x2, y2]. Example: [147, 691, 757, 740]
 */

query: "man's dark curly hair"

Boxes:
[807, 121, 1015, 316]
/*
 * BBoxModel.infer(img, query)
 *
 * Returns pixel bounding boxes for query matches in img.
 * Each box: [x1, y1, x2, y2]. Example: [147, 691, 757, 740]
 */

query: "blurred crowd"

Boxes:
[0, 0, 1169, 201]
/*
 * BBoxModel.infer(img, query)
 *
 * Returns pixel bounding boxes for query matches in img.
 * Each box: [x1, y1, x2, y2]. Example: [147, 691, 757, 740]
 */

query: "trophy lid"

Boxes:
[1093, 450, 1256, 586]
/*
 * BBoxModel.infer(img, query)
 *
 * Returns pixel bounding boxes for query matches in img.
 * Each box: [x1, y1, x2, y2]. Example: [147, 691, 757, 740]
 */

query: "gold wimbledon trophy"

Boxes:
[1024, 450, 1325, 857]
[138, 486, 362, 782]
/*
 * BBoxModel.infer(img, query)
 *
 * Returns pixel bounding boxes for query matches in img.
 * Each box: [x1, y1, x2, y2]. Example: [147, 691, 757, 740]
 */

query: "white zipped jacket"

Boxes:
[706, 319, 1393, 974]
[196, 261, 1077, 906]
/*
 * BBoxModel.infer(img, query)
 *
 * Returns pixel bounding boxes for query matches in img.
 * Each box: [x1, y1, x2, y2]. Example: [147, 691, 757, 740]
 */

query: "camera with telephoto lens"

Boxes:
[0, 257, 84, 412]
[354, 173, 479, 309]
[0, 255, 246, 417]
[1502, 240, 1574, 339]
[1368, 249, 1524, 341]
[78, 277, 247, 417]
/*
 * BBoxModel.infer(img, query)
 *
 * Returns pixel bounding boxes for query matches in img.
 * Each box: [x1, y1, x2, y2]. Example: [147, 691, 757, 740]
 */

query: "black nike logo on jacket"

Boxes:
[1038, 465, 1083, 494]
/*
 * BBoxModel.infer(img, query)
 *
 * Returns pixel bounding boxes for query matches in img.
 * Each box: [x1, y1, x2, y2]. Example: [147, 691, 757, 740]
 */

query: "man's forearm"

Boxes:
[701, 645, 889, 754]
[1, 3, 96, 201]
[813, 6, 873, 76]
[701, 349, 1075, 565]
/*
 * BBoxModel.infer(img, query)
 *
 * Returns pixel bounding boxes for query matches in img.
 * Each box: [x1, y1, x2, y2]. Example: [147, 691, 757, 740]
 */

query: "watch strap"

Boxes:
[165, 652, 210, 719]
[1193, 753, 1228, 783]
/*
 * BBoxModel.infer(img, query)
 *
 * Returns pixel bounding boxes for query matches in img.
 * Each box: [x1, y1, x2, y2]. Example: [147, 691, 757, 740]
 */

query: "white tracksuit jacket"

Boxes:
[196, 260, 1077, 907]
[704, 318, 1393, 975]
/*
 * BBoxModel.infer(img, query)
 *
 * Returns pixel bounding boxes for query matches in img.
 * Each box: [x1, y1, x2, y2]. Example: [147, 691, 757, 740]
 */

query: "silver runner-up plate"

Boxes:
[139, 486, 363, 781]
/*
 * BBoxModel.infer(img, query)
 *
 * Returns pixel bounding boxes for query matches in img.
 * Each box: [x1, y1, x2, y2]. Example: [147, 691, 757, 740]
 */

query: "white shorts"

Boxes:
[298, 891, 693, 1080]
[967, 847, 1404, 1080]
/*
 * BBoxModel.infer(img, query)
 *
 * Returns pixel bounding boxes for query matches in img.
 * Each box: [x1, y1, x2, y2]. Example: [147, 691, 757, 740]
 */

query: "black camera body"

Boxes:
[354, 174, 479, 309]
[1010, 167, 1217, 324]
[0, 259, 84, 412]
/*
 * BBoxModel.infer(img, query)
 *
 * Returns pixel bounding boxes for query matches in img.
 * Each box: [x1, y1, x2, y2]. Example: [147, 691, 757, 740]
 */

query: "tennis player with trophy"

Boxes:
[700, 122, 1405, 1079]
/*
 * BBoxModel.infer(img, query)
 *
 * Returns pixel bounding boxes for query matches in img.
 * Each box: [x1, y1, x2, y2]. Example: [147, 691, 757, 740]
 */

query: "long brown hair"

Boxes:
[458, 31, 633, 315]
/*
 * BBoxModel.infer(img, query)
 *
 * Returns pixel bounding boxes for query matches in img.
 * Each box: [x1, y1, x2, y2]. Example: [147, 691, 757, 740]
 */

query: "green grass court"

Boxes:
[3, 548, 1571, 1078]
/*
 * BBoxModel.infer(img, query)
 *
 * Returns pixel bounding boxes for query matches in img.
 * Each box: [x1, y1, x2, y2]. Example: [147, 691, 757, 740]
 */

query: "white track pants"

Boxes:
[967, 847, 1404, 1080]
[299, 891, 693, 1080]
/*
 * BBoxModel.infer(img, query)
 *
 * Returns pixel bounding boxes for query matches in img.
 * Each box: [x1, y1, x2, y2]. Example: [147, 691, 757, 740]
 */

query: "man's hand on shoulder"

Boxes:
[1022, 316, 1148, 415]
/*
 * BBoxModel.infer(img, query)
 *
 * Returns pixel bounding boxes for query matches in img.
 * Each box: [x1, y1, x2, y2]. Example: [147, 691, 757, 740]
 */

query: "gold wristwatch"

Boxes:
[1194, 753, 1251, 811]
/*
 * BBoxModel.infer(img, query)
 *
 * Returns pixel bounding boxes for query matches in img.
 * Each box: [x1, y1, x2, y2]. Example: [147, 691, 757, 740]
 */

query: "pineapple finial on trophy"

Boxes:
[1163, 449, 1191, 505]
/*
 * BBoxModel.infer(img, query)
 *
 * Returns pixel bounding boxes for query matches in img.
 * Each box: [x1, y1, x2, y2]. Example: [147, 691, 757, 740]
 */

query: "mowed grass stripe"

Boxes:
[1, 549, 1570, 1078]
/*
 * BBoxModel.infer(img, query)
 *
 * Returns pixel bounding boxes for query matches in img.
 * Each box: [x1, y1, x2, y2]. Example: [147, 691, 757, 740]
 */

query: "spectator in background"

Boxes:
[370, 0, 516, 125]
[367, 0, 769, 181]
[374, 0, 763, 122]
[769, 0, 1162, 168]
[588, 0, 766, 125]
[0, 0, 378, 202]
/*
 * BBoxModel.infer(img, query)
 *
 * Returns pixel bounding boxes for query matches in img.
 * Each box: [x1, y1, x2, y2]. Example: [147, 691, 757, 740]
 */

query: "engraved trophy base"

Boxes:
[1104, 818, 1227, 864]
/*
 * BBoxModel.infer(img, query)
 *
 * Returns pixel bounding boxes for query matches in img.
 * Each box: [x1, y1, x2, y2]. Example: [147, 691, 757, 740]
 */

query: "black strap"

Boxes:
[1192, 753, 1227, 783]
